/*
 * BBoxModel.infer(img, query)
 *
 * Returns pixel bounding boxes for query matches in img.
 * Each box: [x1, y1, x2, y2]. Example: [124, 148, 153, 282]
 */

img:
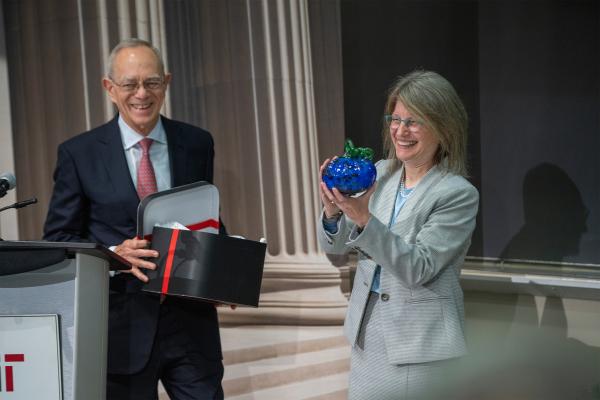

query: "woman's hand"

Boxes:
[319, 158, 342, 218]
[329, 184, 376, 228]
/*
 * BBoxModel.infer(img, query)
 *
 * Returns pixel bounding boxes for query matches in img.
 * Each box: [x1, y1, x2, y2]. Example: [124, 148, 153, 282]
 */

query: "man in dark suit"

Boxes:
[44, 38, 224, 400]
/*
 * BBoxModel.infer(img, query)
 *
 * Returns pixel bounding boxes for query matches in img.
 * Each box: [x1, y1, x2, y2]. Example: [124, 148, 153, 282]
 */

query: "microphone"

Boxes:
[0, 172, 16, 198]
[0, 197, 37, 213]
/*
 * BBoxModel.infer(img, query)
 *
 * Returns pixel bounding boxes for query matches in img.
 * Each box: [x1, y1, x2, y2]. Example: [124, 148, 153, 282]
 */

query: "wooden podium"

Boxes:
[0, 241, 130, 400]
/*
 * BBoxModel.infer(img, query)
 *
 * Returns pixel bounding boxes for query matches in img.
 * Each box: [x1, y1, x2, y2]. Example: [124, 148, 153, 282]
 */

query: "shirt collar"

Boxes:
[118, 115, 167, 150]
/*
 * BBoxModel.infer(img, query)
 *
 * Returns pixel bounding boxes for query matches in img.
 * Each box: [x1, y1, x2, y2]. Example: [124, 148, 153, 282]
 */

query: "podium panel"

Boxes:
[0, 242, 130, 400]
[0, 315, 62, 399]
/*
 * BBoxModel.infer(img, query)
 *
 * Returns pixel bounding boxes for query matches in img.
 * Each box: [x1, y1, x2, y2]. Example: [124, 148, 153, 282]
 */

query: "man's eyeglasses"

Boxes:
[110, 77, 165, 93]
[384, 115, 423, 132]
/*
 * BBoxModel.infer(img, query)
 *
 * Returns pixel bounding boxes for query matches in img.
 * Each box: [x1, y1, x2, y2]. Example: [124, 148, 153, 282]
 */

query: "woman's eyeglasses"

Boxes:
[384, 115, 423, 132]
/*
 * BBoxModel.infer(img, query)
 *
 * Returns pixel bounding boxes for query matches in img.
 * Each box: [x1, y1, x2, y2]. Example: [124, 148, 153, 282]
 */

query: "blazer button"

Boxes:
[380, 293, 390, 302]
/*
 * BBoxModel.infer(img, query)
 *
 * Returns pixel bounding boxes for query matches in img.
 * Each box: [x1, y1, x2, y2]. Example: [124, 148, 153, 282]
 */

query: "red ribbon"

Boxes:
[161, 229, 180, 294]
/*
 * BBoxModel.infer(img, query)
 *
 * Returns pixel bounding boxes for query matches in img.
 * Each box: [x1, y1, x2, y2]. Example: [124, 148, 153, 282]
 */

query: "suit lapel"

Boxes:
[391, 164, 444, 234]
[370, 162, 445, 235]
[98, 117, 139, 221]
[371, 165, 402, 226]
[163, 116, 187, 187]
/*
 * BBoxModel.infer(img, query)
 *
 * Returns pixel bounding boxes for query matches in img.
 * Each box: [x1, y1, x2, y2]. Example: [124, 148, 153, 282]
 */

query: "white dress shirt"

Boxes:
[118, 116, 171, 192]
[108, 117, 172, 264]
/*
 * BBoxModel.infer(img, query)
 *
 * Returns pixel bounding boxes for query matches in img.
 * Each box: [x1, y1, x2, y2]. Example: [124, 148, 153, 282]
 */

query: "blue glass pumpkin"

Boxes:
[322, 139, 377, 195]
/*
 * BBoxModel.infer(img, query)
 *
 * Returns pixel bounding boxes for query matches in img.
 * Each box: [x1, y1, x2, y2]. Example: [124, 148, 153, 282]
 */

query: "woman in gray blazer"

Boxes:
[318, 70, 479, 399]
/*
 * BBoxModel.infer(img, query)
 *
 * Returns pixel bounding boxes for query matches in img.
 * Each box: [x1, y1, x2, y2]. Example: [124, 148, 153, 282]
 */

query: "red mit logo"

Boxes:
[0, 354, 25, 392]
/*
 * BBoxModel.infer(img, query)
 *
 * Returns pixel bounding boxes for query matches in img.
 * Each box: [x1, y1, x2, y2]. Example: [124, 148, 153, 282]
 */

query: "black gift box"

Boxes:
[137, 182, 266, 306]
[144, 227, 266, 306]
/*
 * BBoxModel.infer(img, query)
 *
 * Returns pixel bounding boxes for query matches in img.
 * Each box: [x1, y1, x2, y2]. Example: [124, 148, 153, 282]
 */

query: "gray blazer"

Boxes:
[319, 159, 479, 365]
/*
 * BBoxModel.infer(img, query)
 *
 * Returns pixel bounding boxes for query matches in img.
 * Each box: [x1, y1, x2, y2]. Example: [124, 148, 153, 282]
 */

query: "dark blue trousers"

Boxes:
[107, 303, 224, 400]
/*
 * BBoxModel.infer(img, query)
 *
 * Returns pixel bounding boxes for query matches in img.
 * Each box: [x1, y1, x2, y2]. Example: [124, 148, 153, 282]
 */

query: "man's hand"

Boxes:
[114, 238, 158, 283]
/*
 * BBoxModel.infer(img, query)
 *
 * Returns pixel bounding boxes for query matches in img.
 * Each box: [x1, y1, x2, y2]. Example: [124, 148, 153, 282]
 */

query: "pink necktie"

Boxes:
[137, 138, 158, 200]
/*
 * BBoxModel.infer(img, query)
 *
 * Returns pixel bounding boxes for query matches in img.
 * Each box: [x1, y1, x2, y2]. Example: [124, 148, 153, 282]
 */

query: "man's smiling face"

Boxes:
[103, 46, 171, 135]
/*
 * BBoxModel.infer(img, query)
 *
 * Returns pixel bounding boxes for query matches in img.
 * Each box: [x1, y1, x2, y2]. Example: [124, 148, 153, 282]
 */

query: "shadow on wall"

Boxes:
[501, 162, 588, 263]
[452, 164, 600, 399]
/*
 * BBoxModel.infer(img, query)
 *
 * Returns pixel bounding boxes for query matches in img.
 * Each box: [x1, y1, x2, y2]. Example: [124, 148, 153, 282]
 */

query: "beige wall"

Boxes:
[1, 0, 348, 325]
[2, 0, 169, 240]
[0, 2, 18, 240]
[1, 0, 344, 243]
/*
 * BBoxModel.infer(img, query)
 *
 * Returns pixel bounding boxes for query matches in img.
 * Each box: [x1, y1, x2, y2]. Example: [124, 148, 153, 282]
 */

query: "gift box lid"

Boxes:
[137, 181, 220, 239]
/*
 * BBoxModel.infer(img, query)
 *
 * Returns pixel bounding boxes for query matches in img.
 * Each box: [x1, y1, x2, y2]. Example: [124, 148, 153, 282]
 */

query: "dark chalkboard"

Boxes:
[341, 0, 600, 266]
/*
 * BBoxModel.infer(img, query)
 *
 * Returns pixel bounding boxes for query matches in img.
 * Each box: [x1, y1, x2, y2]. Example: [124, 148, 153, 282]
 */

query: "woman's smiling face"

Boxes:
[389, 101, 439, 169]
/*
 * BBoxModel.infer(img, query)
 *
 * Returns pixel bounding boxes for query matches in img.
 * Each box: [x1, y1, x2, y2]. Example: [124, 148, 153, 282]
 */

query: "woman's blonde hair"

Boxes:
[382, 70, 469, 176]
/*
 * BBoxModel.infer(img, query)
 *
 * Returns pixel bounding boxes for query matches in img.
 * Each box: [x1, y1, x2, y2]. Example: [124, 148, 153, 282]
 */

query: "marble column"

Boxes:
[3, 0, 169, 239]
[164, 0, 348, 324]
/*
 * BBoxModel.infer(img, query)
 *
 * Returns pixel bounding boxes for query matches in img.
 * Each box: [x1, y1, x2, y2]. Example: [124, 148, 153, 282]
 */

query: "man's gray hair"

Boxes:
[106, 38, 165, 78]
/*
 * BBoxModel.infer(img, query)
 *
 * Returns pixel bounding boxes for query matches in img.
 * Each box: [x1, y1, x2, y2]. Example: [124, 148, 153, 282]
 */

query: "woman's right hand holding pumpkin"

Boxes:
[319, 157, 342, 219]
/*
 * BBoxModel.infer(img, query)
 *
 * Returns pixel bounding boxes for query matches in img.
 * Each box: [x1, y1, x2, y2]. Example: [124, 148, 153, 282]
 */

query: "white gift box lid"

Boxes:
[136, 181, 220, 239]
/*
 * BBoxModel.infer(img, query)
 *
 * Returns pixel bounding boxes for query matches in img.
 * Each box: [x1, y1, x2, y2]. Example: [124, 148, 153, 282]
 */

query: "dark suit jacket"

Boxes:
[43, 115, 222, 374]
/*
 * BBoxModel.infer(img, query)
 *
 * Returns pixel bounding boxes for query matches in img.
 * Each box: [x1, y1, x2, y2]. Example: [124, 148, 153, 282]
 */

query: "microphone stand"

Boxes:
[0, 197, 38, 241]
